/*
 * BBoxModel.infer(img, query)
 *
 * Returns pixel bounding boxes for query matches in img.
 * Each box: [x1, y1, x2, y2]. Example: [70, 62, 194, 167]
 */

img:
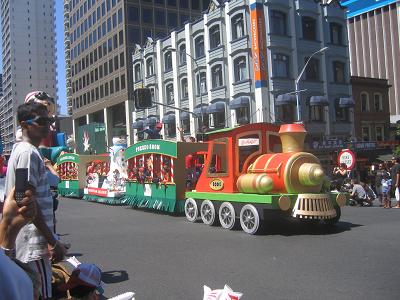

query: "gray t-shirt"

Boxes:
[4, 142, 54, 263]
[352, 184, 367, 199]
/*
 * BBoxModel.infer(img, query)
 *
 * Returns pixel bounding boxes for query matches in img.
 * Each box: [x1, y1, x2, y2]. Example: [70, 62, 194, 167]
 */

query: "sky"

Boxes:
[0, 1, 68, 115]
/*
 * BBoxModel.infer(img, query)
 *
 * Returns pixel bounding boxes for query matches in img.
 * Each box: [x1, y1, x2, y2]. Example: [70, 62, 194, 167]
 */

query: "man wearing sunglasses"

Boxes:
[3, 101, 67, 299]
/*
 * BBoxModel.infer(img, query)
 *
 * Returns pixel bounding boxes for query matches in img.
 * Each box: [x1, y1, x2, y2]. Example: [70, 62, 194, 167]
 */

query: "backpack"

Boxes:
[52, 260, 76, 299]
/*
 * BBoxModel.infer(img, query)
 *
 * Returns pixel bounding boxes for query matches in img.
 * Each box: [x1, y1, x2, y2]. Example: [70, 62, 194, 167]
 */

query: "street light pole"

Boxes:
[169, 47, 204, 140]
[295, 46, 328, 122]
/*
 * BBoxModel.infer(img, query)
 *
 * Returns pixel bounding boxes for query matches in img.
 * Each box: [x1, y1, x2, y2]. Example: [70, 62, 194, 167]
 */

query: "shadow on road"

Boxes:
[102, 270, 129, 284]
[257, 220, 362, 236]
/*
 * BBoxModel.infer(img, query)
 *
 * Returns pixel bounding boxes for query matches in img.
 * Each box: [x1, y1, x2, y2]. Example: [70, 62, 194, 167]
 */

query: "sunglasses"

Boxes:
[25, 116, 55, 126]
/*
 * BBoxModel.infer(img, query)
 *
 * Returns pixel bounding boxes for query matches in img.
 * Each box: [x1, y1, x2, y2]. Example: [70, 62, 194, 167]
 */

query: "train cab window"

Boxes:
[238, 134, 260, 173]
[268, 134, 282, 153]
[208, 139, 228, 175]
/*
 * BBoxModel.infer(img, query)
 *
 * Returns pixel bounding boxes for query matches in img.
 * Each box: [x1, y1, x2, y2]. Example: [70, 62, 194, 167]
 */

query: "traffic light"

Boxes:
[133, 88, 152, 110]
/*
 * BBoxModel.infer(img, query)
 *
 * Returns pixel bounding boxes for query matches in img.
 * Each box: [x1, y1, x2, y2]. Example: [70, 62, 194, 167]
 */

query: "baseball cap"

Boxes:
[59, 263, 104, 295]
[25, 90, 54, 104]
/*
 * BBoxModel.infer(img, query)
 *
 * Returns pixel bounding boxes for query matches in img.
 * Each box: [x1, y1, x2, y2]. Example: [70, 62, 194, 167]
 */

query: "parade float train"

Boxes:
[122, 122, 347, 234]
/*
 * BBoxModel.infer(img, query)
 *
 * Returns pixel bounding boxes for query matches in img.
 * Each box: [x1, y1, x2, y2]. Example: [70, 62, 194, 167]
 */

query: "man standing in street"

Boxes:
[3, 102, 67, 299]
[391, 157, 400, 208]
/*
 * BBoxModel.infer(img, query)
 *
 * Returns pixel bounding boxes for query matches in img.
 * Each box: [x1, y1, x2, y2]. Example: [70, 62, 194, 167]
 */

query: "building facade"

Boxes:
[131, 0, 352, 143]
[0, 0, 57, 153]
[351, 76, 391, 141]
[342, 0, 400, 124]
[68, 0, 208, 147]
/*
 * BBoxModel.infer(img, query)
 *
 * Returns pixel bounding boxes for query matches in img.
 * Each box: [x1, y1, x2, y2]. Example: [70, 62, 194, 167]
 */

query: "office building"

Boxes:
[342, 0, 400, 124]
[131, 0, 352, 144]
[69, 0, 208, 146]
[0, 0, 57, 153]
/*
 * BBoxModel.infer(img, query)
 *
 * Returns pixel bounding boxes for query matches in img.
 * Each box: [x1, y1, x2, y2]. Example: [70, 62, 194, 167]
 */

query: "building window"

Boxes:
[196, 72, 207, 95]
[374, 93, 383, 112]
[273, 54, 289, 78]
[181, 78, 188, 99]
[361, 92, 369, 112]
[270, 10, 287, 36]
[375, 126, 384, 141]
[195, 36, 204, 58]
[231, 13, 244, 40]
[211, 65, 223, 88]
[335, 99, 349, 122]
[179, 44, 186, 65]
[362, 126, 370, 141]
[164, 51, 172, 71]
[304, 58, 319, 81]
[302, 16, 316, 40]
[166, 83, 174, 104]
[333, 61, 345, 83]
[209, 25, 221, 49]
[330, 22, 343, 45]
[276, 104, 295, 123]
[134, 63, 142, 81]
[236, 107, 250, 125]
[234, 56, 247, 82]
[146, 57, 154, 77]
[309, 104, 324, 122]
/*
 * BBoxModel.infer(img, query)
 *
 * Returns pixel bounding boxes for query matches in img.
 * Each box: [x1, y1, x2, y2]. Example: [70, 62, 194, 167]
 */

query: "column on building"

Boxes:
[156, 40, 165, 138]
[185, 23, 197, 138]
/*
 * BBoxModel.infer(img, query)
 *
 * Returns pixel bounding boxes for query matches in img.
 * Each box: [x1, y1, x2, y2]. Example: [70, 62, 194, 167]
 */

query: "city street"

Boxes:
[57, 197, 400, 299]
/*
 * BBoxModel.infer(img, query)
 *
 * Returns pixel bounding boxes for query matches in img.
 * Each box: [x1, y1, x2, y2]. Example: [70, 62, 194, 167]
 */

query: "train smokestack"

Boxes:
[279, 123, 307, 153]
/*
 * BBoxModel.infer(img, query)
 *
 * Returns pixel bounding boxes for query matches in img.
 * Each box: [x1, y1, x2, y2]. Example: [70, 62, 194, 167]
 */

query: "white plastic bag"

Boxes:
[203, 284, 243, 300]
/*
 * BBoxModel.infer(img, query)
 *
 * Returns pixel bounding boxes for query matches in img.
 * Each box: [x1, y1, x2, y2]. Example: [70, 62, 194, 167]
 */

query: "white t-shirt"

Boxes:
[0, 249, 33, 299]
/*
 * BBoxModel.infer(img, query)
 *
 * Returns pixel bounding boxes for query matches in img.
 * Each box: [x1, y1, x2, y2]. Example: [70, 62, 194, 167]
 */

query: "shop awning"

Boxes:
[377, 153, 394, 162]
[310, 96, 329, 106]
[132, 120, 144, 129]
[207, 102, 225, 114]
[145, 117, 158, 126]
[339, 97, 355, 108]
[275, 94, 296, 106]
[180, 111, 190, 120]
[229, 96, 249, 109]
[162, 114, 176, 124]
[193, 106, 209, 117]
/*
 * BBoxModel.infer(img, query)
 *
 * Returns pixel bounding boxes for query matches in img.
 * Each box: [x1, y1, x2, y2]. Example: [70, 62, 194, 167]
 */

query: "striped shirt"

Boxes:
[4, 142, 54, 263]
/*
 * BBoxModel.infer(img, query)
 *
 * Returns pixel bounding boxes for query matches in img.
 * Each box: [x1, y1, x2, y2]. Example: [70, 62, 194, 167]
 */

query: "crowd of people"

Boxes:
[332, 157, 400, 208]
[0, 93, 105, 299]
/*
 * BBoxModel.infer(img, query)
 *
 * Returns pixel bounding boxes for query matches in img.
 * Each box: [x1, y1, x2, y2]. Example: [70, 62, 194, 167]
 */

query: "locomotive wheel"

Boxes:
[200, 200, 216, 226]
[240, 204, 260, 235]
[323, 206, 341, 226]
[219, 202, 236, 230]
[184, 198, 198, 222]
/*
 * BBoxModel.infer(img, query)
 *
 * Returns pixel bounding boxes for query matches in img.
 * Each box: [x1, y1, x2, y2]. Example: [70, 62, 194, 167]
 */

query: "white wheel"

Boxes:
[200, 200, 216, 225]
[184, 198, 198, 222]
[240, 204, 260, 234]
[219, 202, 236, 230]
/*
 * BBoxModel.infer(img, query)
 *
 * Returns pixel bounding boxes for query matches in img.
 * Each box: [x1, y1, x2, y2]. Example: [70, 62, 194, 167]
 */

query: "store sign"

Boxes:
[311, 139, 344, 150]
[338, 149, 356, 170]
[350, 142, 376, 150]
[238, 138, 259, 147]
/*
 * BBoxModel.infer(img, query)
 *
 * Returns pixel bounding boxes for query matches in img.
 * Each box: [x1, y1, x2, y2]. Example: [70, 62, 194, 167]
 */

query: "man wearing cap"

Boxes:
[391, 157, 400, 208]
[57, 263, 104, 299]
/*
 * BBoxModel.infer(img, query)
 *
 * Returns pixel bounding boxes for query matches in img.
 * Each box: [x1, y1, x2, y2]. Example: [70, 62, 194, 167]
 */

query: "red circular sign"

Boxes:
[337, 149, 356, 170]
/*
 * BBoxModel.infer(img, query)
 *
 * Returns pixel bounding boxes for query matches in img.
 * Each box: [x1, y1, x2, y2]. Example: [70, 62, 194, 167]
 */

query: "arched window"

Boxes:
[166, 83, 174, 104]
[134, 63, 141, 81]
[270, 10, 287, 36]
[179, 43, 186, 64]
[272, 53, 289, 78]
[335, 98, 350, 122]
[146, 57, 154, 77]
[194, 36, 204, 58]
[181, 78, 188, 99]
[209, 25, 221, 49]
[164, 51, 172, 71]
[234, 56, 247, 82]
[231, 13, 244, 40]
[374, 93, 383, 112]
[211, 64, 223, 88]
[196, 72, 207, 95]
[360, 92, 369, 112]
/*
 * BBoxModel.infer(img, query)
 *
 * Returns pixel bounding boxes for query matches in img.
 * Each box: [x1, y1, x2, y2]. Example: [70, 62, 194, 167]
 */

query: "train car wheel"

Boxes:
[240, 204, 260, 235]
[184, 198, 198, 222]
[219, 202, 236, 230]
[323, 206, 341, 226]
[200, 200, 216, 226]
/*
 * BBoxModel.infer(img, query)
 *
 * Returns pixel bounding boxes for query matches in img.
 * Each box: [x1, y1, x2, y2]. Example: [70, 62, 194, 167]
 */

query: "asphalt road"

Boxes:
[56, 197, 400, 299]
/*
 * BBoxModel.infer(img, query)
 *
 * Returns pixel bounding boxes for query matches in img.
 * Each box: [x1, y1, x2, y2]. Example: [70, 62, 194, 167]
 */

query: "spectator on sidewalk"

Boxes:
[374, 163, 389, 206]
[0, 187, 37, 300]
[350, 179, 368, 206]
[3, 102, 67, 299]
[381, 173, 392, 209]
[391, 157, 400, 208]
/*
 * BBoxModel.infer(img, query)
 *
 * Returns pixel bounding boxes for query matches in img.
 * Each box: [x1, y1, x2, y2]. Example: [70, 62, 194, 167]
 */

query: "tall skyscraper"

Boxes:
[342, 0, 400, 124]
[0, 0, 57, 153]
[68, 0, 208, 147]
